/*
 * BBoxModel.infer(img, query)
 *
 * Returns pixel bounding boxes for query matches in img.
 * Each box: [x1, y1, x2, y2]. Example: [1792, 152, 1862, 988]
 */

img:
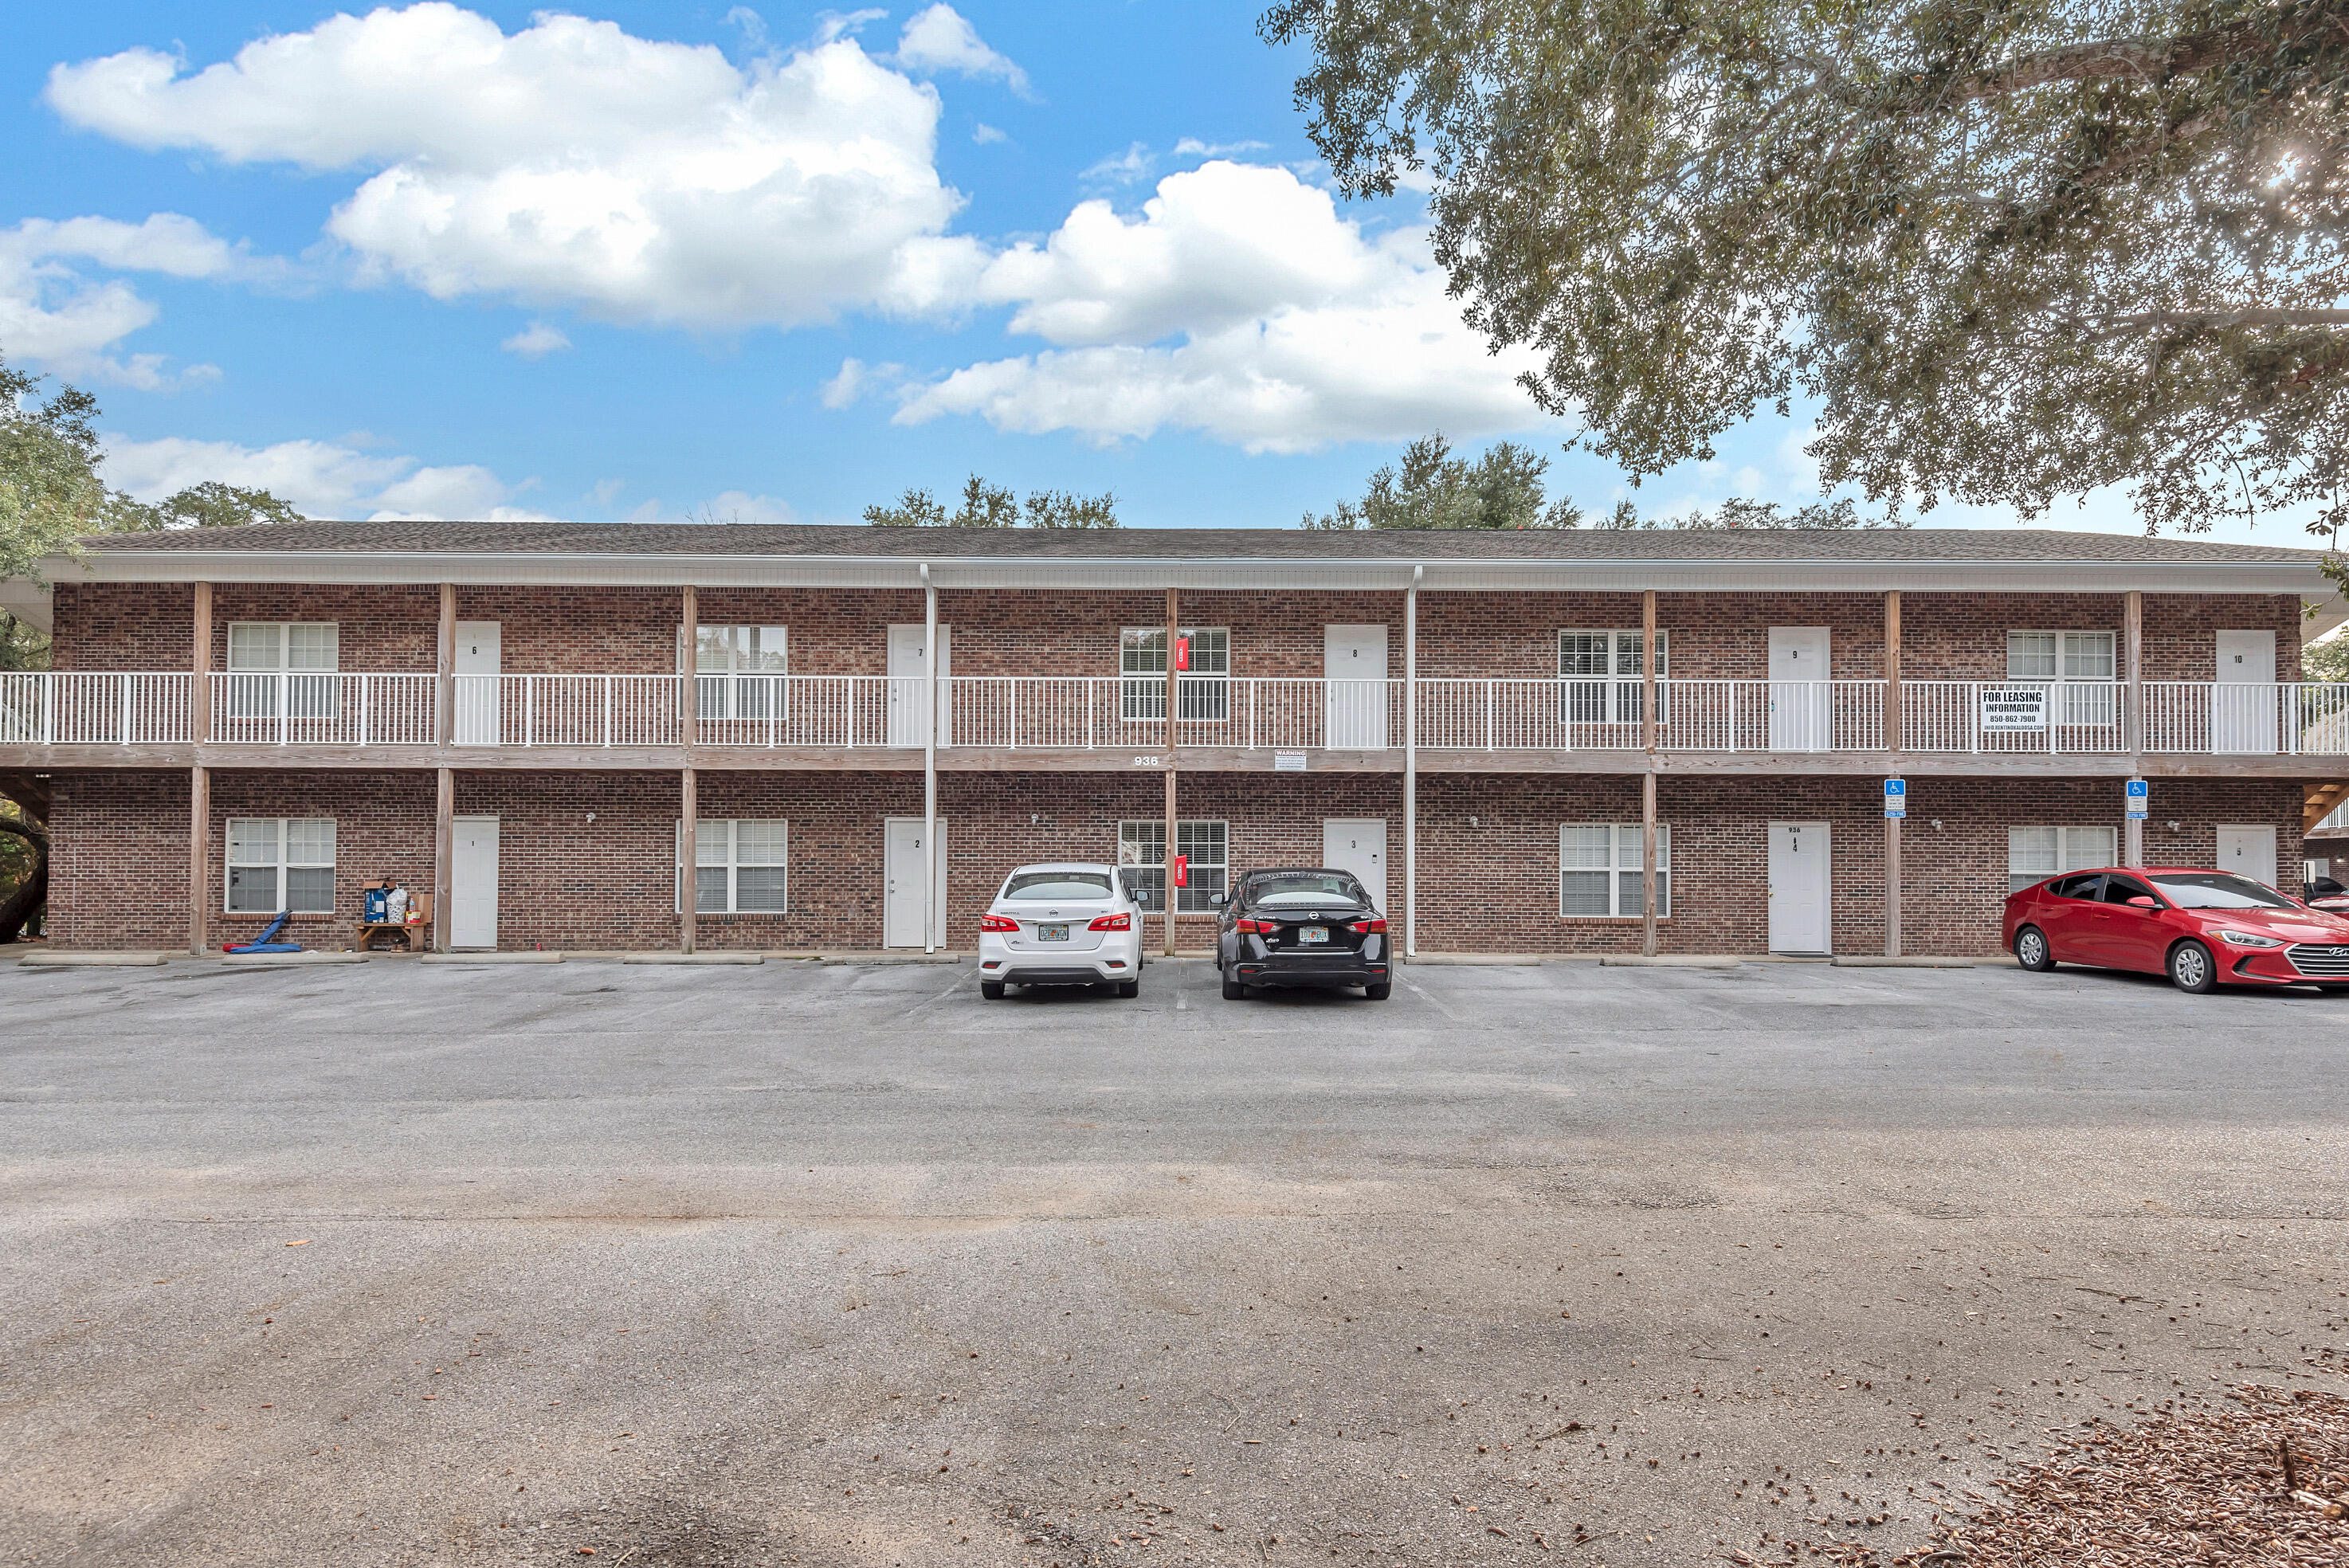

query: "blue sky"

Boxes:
[0, 2, 2269, 538]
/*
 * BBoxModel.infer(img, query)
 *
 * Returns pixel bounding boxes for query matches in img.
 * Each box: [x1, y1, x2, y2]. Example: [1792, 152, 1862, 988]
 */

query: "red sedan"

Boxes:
[2004, 866, 2349, 994]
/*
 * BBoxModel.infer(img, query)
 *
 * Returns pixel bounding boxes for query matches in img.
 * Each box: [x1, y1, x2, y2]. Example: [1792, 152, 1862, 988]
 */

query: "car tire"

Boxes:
[2014, 925, 2054, 972]
[1221, 974, 1247, 1000]
[1116, 979, 1139, 998]
[2168, 939, 2217, 994]
[979, 980, 1005, 1000]
[1365, 981, 1392, 1001]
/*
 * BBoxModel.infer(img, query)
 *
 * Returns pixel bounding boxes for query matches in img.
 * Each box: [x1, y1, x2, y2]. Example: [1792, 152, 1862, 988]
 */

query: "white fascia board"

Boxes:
[29, 548, 2334, 599]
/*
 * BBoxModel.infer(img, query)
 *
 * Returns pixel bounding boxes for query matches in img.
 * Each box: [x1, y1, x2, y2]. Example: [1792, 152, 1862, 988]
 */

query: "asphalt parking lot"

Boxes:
[4, 955, 2347, 1567]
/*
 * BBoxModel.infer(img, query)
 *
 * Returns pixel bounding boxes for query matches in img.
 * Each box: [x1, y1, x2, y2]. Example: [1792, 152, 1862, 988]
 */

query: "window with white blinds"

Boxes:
[1560, 824, 1669, 919]
[225, 817, 336, 914]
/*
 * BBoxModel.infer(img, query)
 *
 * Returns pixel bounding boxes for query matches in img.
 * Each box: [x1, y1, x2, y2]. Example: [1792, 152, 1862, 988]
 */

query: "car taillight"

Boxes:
[1233, 917, 1269, 933]
[978, 914, 1019, 933]
[1088, 912, 1131, 931]
[1347, 918, 1387, 934]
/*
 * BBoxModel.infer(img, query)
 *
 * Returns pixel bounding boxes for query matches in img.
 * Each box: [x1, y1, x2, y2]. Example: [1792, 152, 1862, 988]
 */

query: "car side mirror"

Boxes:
[1207, 892, 1225, 907]
[2127, 895, 2159, 909]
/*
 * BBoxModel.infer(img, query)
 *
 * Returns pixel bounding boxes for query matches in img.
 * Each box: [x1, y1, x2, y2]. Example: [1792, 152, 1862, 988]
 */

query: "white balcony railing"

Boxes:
[7, 672, 2349, 758]
[210, 672, 439, 747]
[0, 671, 192, 744]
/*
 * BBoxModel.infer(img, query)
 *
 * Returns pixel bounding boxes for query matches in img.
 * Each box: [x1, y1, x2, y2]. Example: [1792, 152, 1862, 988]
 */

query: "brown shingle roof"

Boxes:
[73, 519, 2329, 563]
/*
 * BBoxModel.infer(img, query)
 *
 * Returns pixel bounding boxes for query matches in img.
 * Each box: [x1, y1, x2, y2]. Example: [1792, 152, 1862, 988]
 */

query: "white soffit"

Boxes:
[0, 578, 52, 634]
[36, 548, 2337, 599]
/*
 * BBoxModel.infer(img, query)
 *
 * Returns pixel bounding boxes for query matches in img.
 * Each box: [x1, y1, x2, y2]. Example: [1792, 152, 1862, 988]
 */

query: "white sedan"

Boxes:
[977, 863, 1143, 999]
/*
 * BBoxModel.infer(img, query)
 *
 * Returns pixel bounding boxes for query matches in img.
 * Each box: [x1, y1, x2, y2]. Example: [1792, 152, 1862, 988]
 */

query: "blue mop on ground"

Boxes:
[225, 910, 303, 955]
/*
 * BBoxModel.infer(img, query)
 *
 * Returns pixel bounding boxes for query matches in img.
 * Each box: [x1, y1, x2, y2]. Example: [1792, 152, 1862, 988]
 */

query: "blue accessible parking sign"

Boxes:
[2126, 779, 2149, 821]
[1883, 778, 1906, 819]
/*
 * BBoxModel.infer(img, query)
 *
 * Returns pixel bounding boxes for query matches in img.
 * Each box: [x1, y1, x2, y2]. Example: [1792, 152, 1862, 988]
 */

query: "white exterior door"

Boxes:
[1322, 818, 1388, 912]
[449, 815, 500, 949]
[1767, 821, 1832, 954]
[1767, 627, 1832, 751]
[2216, 824, 2280, 889]
[886, 624, 951, 747]
[2213, 629, 2278, 754]
[453, 621, 500, 745]
[1324, 625, 1389, 749]
[884, 817, 947, 947]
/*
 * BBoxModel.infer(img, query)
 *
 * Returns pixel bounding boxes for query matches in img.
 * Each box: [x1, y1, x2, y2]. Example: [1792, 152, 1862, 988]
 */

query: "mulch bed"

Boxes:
[1725, 1384, 2349, 1566]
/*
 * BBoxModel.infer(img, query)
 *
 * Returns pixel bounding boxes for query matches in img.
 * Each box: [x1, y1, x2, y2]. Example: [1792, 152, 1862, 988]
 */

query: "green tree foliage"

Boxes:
[865, 474, 1121, 527]
[1262, 0, 2349, 537]
[2304, 629, 2349, 683]
[1598, 496, 1888, 528]
[2, 354, 306, 590]
[0, 801, 45, 943]
[1302, 433, 1584, 528]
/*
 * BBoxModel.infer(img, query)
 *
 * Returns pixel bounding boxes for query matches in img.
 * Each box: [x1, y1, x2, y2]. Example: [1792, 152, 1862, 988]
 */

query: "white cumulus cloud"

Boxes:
[893, 4, 1032, 97]
[46, 3, 979, 329]
[888, 162, 1552, 453]
[500, 321, 571, 357]
[0, 214, 261, 387]
[103, 433, 552, 521]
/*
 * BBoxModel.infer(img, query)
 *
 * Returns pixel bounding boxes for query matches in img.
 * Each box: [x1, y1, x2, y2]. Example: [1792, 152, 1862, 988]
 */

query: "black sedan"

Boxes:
[1212, 868, 1391, 1000]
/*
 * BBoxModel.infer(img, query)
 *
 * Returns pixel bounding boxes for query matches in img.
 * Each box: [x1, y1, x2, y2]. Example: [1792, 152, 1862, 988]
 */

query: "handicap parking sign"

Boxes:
[1883, 778, 1906, 820]
[2126, 779, 2149, 821]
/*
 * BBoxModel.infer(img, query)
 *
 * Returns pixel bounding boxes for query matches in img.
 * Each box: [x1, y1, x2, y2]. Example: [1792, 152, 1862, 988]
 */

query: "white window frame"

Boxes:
[225, 817, 336, 915]
[694, 625, 787, 722]
[2007, 825, 2117, 893]
[676, 819, 790, 915]
[1120, 628, 1231, 723]
[225, 621, 339, 723]
[1559, 630, 1667, 726]
[2007, 629, 2118, 729]
[1118, 818, 1228, 913]
[1559, 823, 1669, 919]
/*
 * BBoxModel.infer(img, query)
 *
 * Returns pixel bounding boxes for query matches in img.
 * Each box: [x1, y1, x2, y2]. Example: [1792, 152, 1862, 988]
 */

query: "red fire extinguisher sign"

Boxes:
[1172, 855, 1189, 888]
[1174, 635, 1190, 671]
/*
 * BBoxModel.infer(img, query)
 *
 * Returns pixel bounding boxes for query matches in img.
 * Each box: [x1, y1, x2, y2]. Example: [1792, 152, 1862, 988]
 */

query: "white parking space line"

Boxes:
[1401, 975, 1459, 1020]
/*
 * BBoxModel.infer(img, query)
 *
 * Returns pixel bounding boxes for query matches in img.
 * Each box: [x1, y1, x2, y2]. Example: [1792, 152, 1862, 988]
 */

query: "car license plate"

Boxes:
[1300, 927, 1328, 944]
[1037, 924, 1069, 942]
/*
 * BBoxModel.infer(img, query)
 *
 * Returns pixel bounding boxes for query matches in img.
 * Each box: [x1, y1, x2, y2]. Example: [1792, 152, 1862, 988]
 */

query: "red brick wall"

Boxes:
[41, 767, 2307, 955]
[46, 583, 2307, 686]
[49, 583, 196, 671]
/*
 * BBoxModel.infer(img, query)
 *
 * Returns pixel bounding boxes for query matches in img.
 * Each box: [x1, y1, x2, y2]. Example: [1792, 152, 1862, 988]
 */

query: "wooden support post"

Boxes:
[1885, 590, 1902, 958]
[190, 582, 212, 743]
[921, 568, 936, 954]
[432, 765, 453, 955]
[680, 585, 699, 751]
[1641, 770, 1659, 958]
[1404, 565, 1419, 958]
[1164, 586, 1179, 958]
[2126, 590, 2145, 868]
[187, 765, 209, 955]
[436, 584, 456, 746]
[1641, 590, 1659, 957]
[680, 766, 698, 955]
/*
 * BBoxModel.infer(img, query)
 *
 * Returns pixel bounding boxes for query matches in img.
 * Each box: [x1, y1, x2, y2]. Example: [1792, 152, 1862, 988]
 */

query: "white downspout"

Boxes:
[923, 563, 938, 955]
[1406, 563, 1421, 960]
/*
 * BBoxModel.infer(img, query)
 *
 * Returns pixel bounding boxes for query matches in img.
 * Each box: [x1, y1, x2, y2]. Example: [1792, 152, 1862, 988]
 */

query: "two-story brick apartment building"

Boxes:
[2, 520, 2340, 961]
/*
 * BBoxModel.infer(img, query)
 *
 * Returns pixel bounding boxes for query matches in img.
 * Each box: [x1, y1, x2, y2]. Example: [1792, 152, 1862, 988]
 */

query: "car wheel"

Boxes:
[1221, 974, 1247, 1001]
[1365, 981, 1392, 1001]
[2014, 925, 2054, 972]
[2168, 939, 2217, 994]
[979, 980, 1005, 1000]
[1116, 979, 1139, 998]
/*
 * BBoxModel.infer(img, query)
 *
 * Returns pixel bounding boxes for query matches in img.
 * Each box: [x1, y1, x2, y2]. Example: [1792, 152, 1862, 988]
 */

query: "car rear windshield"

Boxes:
[1002, 872, 1113, 900]
[1249, 873, 1368, 907]
[2147, 872, 2295, 909]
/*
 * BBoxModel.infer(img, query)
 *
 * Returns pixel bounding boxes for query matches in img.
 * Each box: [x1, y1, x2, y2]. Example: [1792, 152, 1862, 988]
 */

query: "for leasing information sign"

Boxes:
[1979, 687, 2050, 731]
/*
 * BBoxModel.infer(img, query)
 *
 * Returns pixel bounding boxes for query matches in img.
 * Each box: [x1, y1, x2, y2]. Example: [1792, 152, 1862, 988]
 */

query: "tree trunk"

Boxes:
[0, 817, 48, 943]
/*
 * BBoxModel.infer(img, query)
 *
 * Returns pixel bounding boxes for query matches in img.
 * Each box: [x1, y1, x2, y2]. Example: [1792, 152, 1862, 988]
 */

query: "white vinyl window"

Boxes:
[680, 820, 789, 914]
[2007, 825, 2117, 893]
[1120, 628, 1230, 722]
[695, 625, 787, 720]
[225, 622, 339, 722]
[225, 817, 336, 914]
[1118, 819, 1228, 913]
[1559, 630, 1667, 725]
[2007, 632, 2117, 728]
[1559, 823, 1669, 919]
